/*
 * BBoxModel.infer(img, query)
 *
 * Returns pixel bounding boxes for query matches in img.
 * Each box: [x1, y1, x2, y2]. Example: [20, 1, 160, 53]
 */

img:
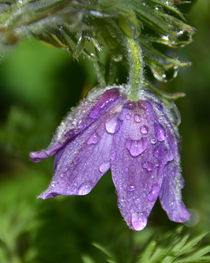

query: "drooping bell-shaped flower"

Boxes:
[30, 86, 190, 230]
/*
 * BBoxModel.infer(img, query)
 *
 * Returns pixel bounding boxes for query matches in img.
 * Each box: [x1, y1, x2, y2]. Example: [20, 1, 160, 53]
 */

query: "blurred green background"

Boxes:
[0, 1, 210, 262]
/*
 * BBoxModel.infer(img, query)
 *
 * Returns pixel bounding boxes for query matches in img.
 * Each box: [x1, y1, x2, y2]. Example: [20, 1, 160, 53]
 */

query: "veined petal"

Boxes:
[30, 88, 123, 162]
[159, 162, 190, 222]
[111, 102, 165, 231]
[38, 116, 114, 199]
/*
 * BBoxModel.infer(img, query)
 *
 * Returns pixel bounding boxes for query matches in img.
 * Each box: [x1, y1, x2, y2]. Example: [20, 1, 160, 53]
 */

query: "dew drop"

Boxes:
[60, 173, 65, 178]
[143, 161, 154, 172]
[126, 138, 147, 157]
[151, 138, 156, 144]
[90, 10, 107, 18]
[125, 113, 131, 120]
[105, 118, 121, 134]
[78, 182, 92, 195]
[148, 184, 160, 202]
[113, 54, 123, 62]
[150, 63, 179, 82]
[99, 162, 110, 173]
[170, 201, 174, 207]
[134, 114, 141, 123]
[87, 132, 100, 145]
[176, 29, 193, 46]
[127, 185, 135, 192]
[153, 144, 168, 160]
[125, 102, 135, 110]
[51, 181, 56, 187]
[140, 125, 149, 135]
[131, 211, 147, 231]
[154, 123, 166, 141]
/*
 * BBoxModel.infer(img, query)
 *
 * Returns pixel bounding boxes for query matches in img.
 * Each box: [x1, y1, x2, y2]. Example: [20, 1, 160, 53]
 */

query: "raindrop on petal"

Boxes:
[99, 162, 110, 173]
[143, 161, 154, 172]
[78, 182, 92, 195]
[151, 138, 157, 144]
[126, 138, 147, 157]
[134, 114, 141, 123]
[153, 144, 168, 161]
[154, 123, 166, 141]
[131, 211, 147, 231]
[51, 181, 56, 187]
[140, 125, 149, 135]
[105, 118, 121, 134]
[87, 133, 100, 145]
[60, 173, 65, 178]
[148, 184, 160, 202]
[127, 185, 135, 192]
[125, 113, 131, 120]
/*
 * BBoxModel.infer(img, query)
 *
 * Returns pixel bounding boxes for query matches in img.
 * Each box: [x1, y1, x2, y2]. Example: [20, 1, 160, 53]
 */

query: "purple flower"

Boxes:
[30, 87, 190, 230]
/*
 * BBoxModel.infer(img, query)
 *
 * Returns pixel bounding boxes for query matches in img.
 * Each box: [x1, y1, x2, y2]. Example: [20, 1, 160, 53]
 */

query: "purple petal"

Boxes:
[30, 88, 123, 162]
[159, 162, 190, 222]
[38, 115, 114, 199]
[111, 102, 165, 231]
[30, 143, 64, 163]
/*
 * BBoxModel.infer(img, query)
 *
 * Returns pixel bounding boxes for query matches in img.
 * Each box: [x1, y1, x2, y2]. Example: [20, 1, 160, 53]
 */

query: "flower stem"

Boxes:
[126, 38, 144, 101]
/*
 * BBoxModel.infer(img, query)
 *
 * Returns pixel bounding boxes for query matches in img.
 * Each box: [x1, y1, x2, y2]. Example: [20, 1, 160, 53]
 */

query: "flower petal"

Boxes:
[159, 162, 190, 222]
[38, 117, 113, 199]
[111, 102, 165, 231]
[30, 88, 123, 162]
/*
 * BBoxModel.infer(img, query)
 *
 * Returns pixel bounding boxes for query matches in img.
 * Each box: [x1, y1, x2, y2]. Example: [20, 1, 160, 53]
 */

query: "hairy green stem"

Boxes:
[127, 38, 144, 101]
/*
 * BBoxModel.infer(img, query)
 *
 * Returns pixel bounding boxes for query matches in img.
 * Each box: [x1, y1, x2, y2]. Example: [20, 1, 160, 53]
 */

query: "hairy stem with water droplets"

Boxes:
[127, 38, 144, 101]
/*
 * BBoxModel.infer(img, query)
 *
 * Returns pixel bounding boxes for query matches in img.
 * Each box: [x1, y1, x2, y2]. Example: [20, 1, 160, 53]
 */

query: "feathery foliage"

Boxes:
[0, 0, 194, 86]
[90, 228, 210, 263]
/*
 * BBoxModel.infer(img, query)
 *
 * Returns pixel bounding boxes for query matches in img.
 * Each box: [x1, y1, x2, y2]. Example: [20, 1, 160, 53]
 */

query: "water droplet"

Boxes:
[113, 54, 123, 62]
[60, 173, 65, 178]
[170, 201, 174, 207]
[153, 144, 168, 160]
[125, 102, 135, 110]
[160, 26, 194, 48]
[150, 63, 179, 82]
[176, 29, 193, 46]
[105, 118, 121, 134]
[90, 10, 108, 18]
[143, 161, 154, 172]
[99, 162, 110, 173]
[78, 182, 92, 195]
[151, 138, 156, 144]
[140, 125, 149, 135]
[126, 138, 147, 157]
[148, 184, 160, 202]
[51, 181, 56, 187]
[134, 114, 141, 123]
[154, 123, 166, 141]
[128, 185, 135, 192]
[131, 211, 147, 231]
[87, 133, 100, 145]
[125, 113, 131, 120]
